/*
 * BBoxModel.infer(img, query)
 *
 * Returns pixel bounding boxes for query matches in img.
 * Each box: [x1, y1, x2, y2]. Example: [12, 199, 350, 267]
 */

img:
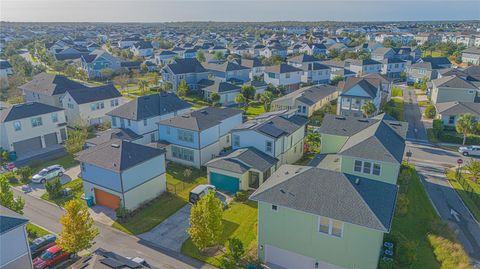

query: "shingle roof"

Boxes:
[203, 61, 250, 72]
[107, 92, 191, 121]
[86, 128, 143, 146]
[206, 147, 278, 173]
[158, 107, 242, 131]
[347, 58, 381, 66]
[241, 58, 263, 68]
[0, 59, 12, 69]
[67, 84, 121, 104]
[436, 101, 480, 116]
[0, 206, 29, 235]
[202, 81, 241, 93]
[463, 47, 480, 55]
[166, 58, 207, 74]
[19, 72, 86, 96]
[432, 75, 477, 89]
[76, 139, 165, 172]
[0, 102, 64, 123]
[264, 64, 302, 74]
[250, 165, 398, 232]
[234, 110, 308, 138]
[337, 77, 381, 98]
[275, 85, 337, 106]
[287, 54, 319, 63]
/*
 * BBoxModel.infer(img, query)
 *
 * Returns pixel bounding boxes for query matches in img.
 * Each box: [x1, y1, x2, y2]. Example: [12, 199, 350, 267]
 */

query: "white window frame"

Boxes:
[265, 141, 273, 153]
[51, 113, 58, 123]
[31, 117, 43, 128]
[318, 216, 343, 238]
[13, 121, 21, 131]
[233, 134, 240, 147]
[353, 160, 381, 176]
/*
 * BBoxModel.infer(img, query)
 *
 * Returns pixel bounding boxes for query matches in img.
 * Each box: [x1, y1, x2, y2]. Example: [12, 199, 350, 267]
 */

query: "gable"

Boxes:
[342, 84, 373, 98]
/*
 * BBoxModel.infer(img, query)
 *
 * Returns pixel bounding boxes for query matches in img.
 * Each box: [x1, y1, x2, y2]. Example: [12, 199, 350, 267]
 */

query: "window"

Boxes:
[51, 113, 58, 123]
[112, 117, 117, 126]
[418, 69, 426, 75]
[178, 129, 194, 143]
[13, 121, 21, 131]
[226, 135, 230, 144]
[448, 116, 455, 124]
[271, 204, 278, 211]
[268, 73, 276, 79]
[127, 119, 131, 126]
[90, 102, 105, 111]
[171, 146, 194, 162]
[319, 217, 330, 234]
[166, 126, 171, 135]
[373, 163, 381, 176]
[354, 160, 362, 172]
[302, 106, 306, 114]
[233, 135, 240, 147]
[331, 220, 343, 237]
[110, 99, 119, 107]
[67, 103, 74, 109]
[31, 117, 43, 127]
[81, 163, 86, 172]
[354, 160, 381, 176]
[363, 162, 372, 174]
[297, 106, 302, 113]
[150, 133, 156, 142]
[318, 217, 343, 238]
[265, 141, 272, 153]
[143, 119, 147, 126]
[285, 73, 291, 79]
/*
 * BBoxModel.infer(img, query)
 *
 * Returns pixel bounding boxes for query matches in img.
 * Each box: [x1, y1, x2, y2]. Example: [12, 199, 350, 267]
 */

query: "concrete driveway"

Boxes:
[138, 204, 191, 252]
[17, 165, 80, 198]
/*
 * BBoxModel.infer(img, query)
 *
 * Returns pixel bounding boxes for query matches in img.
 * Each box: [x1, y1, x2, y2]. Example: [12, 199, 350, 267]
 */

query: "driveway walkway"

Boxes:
[138, 205, 192, 252]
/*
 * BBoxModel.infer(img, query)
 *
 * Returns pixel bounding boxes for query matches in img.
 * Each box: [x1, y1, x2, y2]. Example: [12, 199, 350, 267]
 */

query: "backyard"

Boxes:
[111, 163, 207, 235]
[245, 103, 266, 119]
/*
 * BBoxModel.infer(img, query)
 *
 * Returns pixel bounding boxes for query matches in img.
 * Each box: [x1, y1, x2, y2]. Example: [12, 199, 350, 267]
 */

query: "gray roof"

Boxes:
[346, 58, 381, 66]
[250, 165, 398, 232]
[107, 92, 191, 121]
[0, 206, 29, 235]
[436, 101, 480, 116]
[203, 61, 250, 72]
[67, 84, 121, 104]
[0, 102, 64, 123]
[166, 58, 207, 75]
[264, 64, 302, 74]
[203, 81, 241, 93]
[206, 147, 278, 173]
[337, 77, 381, 98]
[287, 54, 319, 63]
[19, 72, 86, 96]
[76, 139, 165, 172]
[462, 47, 480, 55]
[159, 107, 242, 131]
[299, 62, 330, 72]
[86, 128, 143, 146]
[275, 85, 337, 106]
[241, 58, 263, 68]
[432, 75, 477, 89]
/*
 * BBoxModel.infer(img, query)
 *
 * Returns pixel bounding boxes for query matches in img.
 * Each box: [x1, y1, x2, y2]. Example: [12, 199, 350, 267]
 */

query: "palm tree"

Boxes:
[361, 101, 376, 118]
[259, 91, 273, 112]
[456, 113, 477, 145]
[138, 79, 149, 96]
[235, 94, 246, 108]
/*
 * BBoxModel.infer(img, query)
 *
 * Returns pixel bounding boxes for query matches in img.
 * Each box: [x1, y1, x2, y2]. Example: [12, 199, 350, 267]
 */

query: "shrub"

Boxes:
[391, 87, 403, 97]
[225, 237, 245, 264]
[234, 191, 249, 202]
[427, 233, 470, 269]
[116, 206, 129, 219]
[17, 166, 32, 184]
[424, 105, 436, 119]
[45, 178, 62, 199]
[432, 119, 444, 138]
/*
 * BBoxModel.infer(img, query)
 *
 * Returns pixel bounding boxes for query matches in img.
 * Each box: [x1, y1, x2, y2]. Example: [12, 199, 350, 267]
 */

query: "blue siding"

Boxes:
[158, 125, 199, 149]
[121, 154, 166, 191]
[81, 162, 122, 192]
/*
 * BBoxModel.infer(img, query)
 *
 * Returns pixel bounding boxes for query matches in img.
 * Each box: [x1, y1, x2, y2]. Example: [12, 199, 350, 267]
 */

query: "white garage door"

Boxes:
[265, 245, 315, 269]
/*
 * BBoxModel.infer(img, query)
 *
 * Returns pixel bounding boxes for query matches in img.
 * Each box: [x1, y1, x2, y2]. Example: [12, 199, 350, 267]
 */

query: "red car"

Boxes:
[32, 245, 71, 269]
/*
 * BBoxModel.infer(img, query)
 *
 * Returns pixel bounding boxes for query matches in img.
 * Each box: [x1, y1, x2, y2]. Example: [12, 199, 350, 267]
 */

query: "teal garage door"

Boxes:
[210, 172, 240, 193]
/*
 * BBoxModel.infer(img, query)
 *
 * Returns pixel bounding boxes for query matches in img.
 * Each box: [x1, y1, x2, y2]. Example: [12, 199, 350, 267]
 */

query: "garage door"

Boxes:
[94, 188, 121, 209]
[44, 132, 58, 147]
[210, 172, 239, 193]
[265, 245, 315, 269]
[13, 136, 42, 155]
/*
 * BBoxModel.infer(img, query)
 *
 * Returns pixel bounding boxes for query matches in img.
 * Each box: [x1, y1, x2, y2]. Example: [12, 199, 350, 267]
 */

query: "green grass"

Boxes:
[181, 201, 258, 267]
[294, 153, 316, 166]
[383, 98, 405, 121]
[26, 223, 51, 242]
[40, 178, 84, 206]
[29, 154, 78, 173]
[183, 96, 210, 109]
[446, 170, 480, 222]
[245, 103, 265, 119]
[422, 51, 446, 58]
[418, 100, 430, 107]
[391, 87, 403, 97]
[111, 163, 207, 235]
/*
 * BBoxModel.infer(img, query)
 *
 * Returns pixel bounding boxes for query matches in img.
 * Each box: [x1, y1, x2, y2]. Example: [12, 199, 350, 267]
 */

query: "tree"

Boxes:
[464, 159, 480, 183]
[138, 79, 149, 96]
[65, 128, 88, 155]
[456, 113, 477, 145]
[306, 132, 321, 152]
[225, 238, 245, 264]
[240, 85, 256, 100]
[149, 73, 160, 87]
[45, 178, 62, 198]
[424, 105, 436, 119]
[361, 101, 376, 118]
[113, 74, 129, 91]
[56, 199, 99, 254]
[76, 69, 88, 81]
[177, 80, 189, 98]
[234, 94, 246, 108]
[140, 63, 148, 74]
[213, 51, 225, 61]
[17, 166, 32, 184]
[65, 65, 77, 78]
[196, 50, 206, 62]
[0, 176, 25, 214]
[259, 91, 273, 112]
[210, 92, 220, 104]
[330, 76, 343, 86]
[187, 191, 224, 251]
[100, 68, 114, 79]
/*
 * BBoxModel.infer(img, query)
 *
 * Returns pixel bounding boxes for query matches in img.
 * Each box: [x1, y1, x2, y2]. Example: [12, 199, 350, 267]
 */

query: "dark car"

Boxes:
[30, 234, 57, 258]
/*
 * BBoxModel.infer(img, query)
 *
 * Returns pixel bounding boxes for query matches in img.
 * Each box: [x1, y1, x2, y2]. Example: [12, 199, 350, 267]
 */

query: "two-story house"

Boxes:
[61, 84, 122, 126]
[231, 110, 308, 165]
[299, 43, 327, 56]
[108, 92, 192, 144]
[462, 47, 480, 65]
[202, 80, 242, 106]
[158, 107, 243, 168]
[81, 50, 122, 79]
[202, 61, 250, 83]
[430, 75, 478, 105]
[436, 101, 480, 127]
[346, 59, 382, 76]
[131, 41, 154, 57]
[337, 77, 382, 117]
[155, 50, 178, 65]
[0, 206, 32, 269]
[287, 54, 331, 84]
[241, 58, 266, 80]
[380, 58, 406, 79]
[0, 102, 67, 159]
[76, 139, 167, 210]
[264, 64, 302, 92]
[161, 58, 209, 92]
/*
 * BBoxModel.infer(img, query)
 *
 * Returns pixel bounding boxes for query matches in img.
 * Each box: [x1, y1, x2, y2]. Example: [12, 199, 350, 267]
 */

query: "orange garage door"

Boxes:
[94, 188, 121, 209]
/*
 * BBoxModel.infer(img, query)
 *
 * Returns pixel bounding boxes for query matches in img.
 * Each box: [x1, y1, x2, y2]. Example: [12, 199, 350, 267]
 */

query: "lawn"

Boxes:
[181, 201, 258, 267]
[446, 170, 480, 222]
[26, 223, 51, 242]
[418, 100, 430, 107]
[245, 103, 265, 119]
[40, 178, 84, 206]
[391, 87, 403, 97]
[183, 96, 210, 109]
[383, 98, 404, 121]
[422, 51, 446, 58]
[111, 163, 207, 235]
[29, 154, 79, 173]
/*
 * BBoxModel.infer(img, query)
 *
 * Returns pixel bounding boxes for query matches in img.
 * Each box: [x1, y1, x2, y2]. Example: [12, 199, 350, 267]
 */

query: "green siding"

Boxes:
[320, 134, 348, 154]
[340, 156, 400, 185]
[257, 202, 384, 269]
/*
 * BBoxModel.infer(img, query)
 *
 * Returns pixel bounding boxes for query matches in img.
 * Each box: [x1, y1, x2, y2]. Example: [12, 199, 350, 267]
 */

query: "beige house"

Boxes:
[430, 75, 478, 105]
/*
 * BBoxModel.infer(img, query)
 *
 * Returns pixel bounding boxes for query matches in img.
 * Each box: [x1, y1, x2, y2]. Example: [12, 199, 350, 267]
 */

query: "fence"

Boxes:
[457, 173, 480, 209]
[167, 181, 187, 195]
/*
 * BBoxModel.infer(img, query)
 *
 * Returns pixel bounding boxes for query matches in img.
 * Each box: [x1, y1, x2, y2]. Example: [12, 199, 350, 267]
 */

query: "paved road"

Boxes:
[12, 189, 215, 269]
[402, 87, 480, 264]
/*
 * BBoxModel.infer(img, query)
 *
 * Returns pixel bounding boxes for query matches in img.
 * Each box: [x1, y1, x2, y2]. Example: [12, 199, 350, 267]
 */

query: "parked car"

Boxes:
[31, 165, 65, 184]
[458, 145, 480, 157]
[30, 234, 57, 258]
[32, 245, 71, 269]
[189, 184, 216, 204]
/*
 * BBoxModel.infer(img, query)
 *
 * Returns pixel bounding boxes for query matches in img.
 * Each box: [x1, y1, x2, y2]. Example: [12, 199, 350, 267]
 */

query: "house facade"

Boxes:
[0, 206, 33, 269]
[161, 58, 209, 92]
[430, 75, 478, 105]
[81, 50, 122, 79]
[337, 77, 382, 117]
[264, 64, 302, 92]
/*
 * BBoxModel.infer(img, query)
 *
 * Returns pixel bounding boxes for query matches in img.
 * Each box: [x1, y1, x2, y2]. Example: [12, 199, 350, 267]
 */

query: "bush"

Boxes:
[116, 206, 129, 219]
[45, 178, 62, 199]
[432, 119, 444, 138]
[225, 237, 245, 265]
[234, 191, 248, 202]
[427, 233, 470, 269]
[424, 105, 436, 119]
[17, 166, 32, 184]
[391, 87, 403, 97]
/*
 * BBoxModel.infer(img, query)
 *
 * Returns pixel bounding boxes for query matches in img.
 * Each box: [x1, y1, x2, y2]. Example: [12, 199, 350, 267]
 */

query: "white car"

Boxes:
[31, 165, 65, 183]
[458, 146, 480, 157]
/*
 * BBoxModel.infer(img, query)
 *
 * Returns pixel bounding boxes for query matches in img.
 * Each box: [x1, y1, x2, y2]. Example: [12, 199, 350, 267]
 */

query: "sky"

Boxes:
[1, 0, 479, 22]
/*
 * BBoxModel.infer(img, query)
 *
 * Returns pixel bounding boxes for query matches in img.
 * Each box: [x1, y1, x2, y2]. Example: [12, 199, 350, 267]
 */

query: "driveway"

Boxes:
[16, 165, 80, 198]
[138, 204, 192, 252]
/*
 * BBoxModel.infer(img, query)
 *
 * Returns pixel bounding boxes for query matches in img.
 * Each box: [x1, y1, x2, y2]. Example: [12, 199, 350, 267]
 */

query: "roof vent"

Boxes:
[284, 171, 289, 175]
[280, 189, 286, 194]
[389, 122, 402, 126]
[335, 116, 346, 120]
[355, 178, 361, 185]
[358, 119, 369, 123]
[111, 143, 120, 148]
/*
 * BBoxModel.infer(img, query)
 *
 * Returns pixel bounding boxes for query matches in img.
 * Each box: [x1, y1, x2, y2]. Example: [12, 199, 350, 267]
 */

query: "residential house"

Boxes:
[71, 248, 148, 269]
[287, 54, 331, 84]
[380, 58, 406, 79]
[108, 92, 192, 144]
[0, 102, 67, 158]
[205, 147, 278, 193]
[77, 139, 167, 210]
[231, 110, 308, 165]
[203, 61, 250, 83]
[161, 58, 209, 92]
[241, 58, 265, 80]
[430, 75, 478, 104]
[406, 59, 450, 83]
[462, 47, 480, 65]
[271, 85, 338, 117]
[264, 64, 302, 92]
[0, 206, 32, 269]
[337, 77, 383, 117]
[158, 107, 243, 168]
[417, 57, 452, 69]
[371, 47, 396, 61]
[392, 47, 422, 62]
[299, 43, 327, 56]
[118, 37, 143, 49]
[250, 44, 266, 57]
[155, 50, 177, 65]
[20, 72, 86, 108]
[346, 59, 382, 76]
[81, 50, 122, 79]
[435, 101, 480, 127]
[261, 44, 288, 59]
[61, 84, 122, 126]
[202, 80, 241, 106]
[131, 41, 154, 57]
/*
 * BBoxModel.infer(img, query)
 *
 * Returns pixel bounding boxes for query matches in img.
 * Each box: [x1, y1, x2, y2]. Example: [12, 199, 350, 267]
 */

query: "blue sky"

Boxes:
[1, 0, 479, 22]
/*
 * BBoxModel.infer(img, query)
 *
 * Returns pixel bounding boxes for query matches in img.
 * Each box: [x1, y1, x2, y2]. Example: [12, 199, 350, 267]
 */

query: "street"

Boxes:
[402, 87, 480, 263]
[12, 188, 214, 269]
